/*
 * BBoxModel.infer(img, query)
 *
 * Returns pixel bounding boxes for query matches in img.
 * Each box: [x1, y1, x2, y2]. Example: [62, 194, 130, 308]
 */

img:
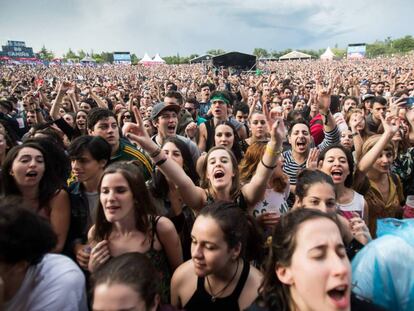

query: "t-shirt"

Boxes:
[252, 186, 290, 218]
[4, 254, 88, 311]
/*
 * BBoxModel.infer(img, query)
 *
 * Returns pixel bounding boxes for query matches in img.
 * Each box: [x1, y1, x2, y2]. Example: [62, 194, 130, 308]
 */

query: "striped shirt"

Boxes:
[283, 126, 340, 186]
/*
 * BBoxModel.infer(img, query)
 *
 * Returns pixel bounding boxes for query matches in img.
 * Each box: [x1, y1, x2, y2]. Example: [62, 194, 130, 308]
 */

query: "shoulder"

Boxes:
[155, 216, 178, 236]
[171, 259, 196, 288]
[245, 264, 263, 290]
[239, 264, 263, 310]
[50, 189, 70, 207]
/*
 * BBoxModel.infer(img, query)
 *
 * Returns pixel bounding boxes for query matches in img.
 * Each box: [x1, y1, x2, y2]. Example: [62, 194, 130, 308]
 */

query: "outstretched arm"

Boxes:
[242, 108, 286, 207]
[123, 106, 206, 211]
[358, 115, 399, 173]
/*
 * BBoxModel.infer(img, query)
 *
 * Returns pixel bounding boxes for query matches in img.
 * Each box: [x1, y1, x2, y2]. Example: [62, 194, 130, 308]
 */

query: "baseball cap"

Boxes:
[151, 102, 181, 120]
[362, 94, 375, 101]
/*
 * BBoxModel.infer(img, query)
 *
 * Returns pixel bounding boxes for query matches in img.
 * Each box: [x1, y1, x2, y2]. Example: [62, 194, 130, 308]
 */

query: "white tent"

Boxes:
[320, 47, 335, 60]
[279, 50, 312, 61]
[139, 53, 154, 65]
[152, 53, 165, 64]
[80, 55, 96, 63]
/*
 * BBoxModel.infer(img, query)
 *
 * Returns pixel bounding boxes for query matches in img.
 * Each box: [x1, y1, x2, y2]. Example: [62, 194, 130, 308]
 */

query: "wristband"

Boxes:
[266, 145, 283, 157]
[261, 158, 277, 170]
[154, 157, 167, 167]
[150, 147, 162, 158]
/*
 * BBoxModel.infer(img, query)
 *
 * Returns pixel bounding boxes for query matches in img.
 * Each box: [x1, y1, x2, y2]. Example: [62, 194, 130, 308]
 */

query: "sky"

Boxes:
[0, 0, 412, 58]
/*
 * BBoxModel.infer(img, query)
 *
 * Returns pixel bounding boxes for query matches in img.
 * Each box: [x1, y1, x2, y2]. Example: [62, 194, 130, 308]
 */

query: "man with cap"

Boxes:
[164, 91, 194, 136]
[361, 93, 375, 116]
[197, 91, 246, 152]
[151, 102, 200, 164]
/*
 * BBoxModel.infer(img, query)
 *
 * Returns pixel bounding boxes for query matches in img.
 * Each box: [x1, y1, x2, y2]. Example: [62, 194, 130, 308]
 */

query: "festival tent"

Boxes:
[320, 47, 335, 61]
[80, 55, 96, 64]
[279, 50, 312, 61]
[139, 53, 154, 65]
[190, 54, 213, 64]
[212, 52, 256, 70]
[152, 53, 166, 64]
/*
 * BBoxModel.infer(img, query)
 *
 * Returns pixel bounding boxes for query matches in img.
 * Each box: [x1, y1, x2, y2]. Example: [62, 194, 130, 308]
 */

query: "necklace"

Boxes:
[206, 260, 240, 302]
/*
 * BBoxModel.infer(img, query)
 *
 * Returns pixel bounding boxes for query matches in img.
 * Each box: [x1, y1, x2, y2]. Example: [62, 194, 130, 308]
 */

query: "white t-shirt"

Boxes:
[253, 185, 290, 218]
[4, 254, 88, 311]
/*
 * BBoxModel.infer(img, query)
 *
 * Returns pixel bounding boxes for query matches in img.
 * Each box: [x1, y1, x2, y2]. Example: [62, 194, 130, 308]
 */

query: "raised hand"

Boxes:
[306, 147, 320, 169]
[380, 114, 400, 137]
[122, 106, 155, 152]
[269, 117, 286, 149]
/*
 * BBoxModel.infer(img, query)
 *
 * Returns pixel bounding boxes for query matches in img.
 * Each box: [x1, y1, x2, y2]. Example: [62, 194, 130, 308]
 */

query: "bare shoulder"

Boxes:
[155, 216, 177, 234]
[172, 259, 195, 285]
[171, 260, 197, 305]
[239, 264, 263, 310]
[50, 189, 70, 205]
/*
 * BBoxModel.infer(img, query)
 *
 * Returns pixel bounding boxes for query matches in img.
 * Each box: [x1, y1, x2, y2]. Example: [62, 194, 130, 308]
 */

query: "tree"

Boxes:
[38, 45, 54, 61]
[253, 48, 269, 58]
[78, 49, 86, 59]
[63, 48, 78, 60]
[393, 35, 414, 53]
[130, 53, 138, 65]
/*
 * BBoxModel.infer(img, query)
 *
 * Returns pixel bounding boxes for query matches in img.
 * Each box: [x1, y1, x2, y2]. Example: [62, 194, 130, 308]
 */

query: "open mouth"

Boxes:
[331, 170, 343, 177]
[327, 285, 349, 308]
[296, 140, 307, 149]
[26, 171, 38, 178]
[167, 125, 176, 132]
[213, 170, 225, 179]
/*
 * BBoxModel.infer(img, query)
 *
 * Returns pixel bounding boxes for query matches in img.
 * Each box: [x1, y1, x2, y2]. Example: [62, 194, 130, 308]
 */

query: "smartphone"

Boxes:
[406, 97, 414, 108]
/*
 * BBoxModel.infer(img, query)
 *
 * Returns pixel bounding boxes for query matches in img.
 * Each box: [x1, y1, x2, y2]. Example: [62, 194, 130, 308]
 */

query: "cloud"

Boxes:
[0, 0, 412, 57]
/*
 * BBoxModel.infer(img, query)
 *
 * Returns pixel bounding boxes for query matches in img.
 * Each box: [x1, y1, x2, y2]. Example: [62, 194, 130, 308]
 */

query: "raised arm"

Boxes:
[242, 113, 286, 207]
[123, 106, 206, 211]
[358, 115, 399, 173]
[50, 81, 71, 120]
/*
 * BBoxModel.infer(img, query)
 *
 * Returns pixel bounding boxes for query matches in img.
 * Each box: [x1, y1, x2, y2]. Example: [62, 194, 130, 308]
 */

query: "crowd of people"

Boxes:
[1, 55, 414, 311]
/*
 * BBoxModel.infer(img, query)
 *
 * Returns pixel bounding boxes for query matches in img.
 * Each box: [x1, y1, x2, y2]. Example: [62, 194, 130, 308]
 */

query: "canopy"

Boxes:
[139, 53, 153, 64]
[190, 54, 212, 64]
[320, 47, 335, 60]
[152, 53, 165, 64]
[279, 50, 312, 61]
[80, 55, 96, 63]
[212, 52, 256, 70]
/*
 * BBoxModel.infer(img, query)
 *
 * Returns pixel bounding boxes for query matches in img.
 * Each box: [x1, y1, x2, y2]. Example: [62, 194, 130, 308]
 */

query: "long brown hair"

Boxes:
[92, 162, 157, 242]
[239, 141, 288, 193]
[258, 209, 342, 310]
[200, 146, 241, 200]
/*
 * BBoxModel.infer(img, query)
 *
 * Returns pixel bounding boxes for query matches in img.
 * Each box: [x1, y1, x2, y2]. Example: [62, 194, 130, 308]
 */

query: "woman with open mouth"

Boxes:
[123, 105, 286, 214]
[1, 141, 71, 253]
[318, 144, 368, 224]
[247, 208, 384, 311]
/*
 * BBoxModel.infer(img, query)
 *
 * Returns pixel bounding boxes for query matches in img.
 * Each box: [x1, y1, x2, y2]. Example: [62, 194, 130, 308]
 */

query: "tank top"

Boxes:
[205, 119, 216, 152]
[184, 261, 250, 311]
[145, 216, 172, 303]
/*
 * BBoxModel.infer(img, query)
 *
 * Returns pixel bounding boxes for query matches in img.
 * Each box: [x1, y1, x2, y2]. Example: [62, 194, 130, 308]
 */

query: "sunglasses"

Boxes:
[123, 115, 131, 119]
